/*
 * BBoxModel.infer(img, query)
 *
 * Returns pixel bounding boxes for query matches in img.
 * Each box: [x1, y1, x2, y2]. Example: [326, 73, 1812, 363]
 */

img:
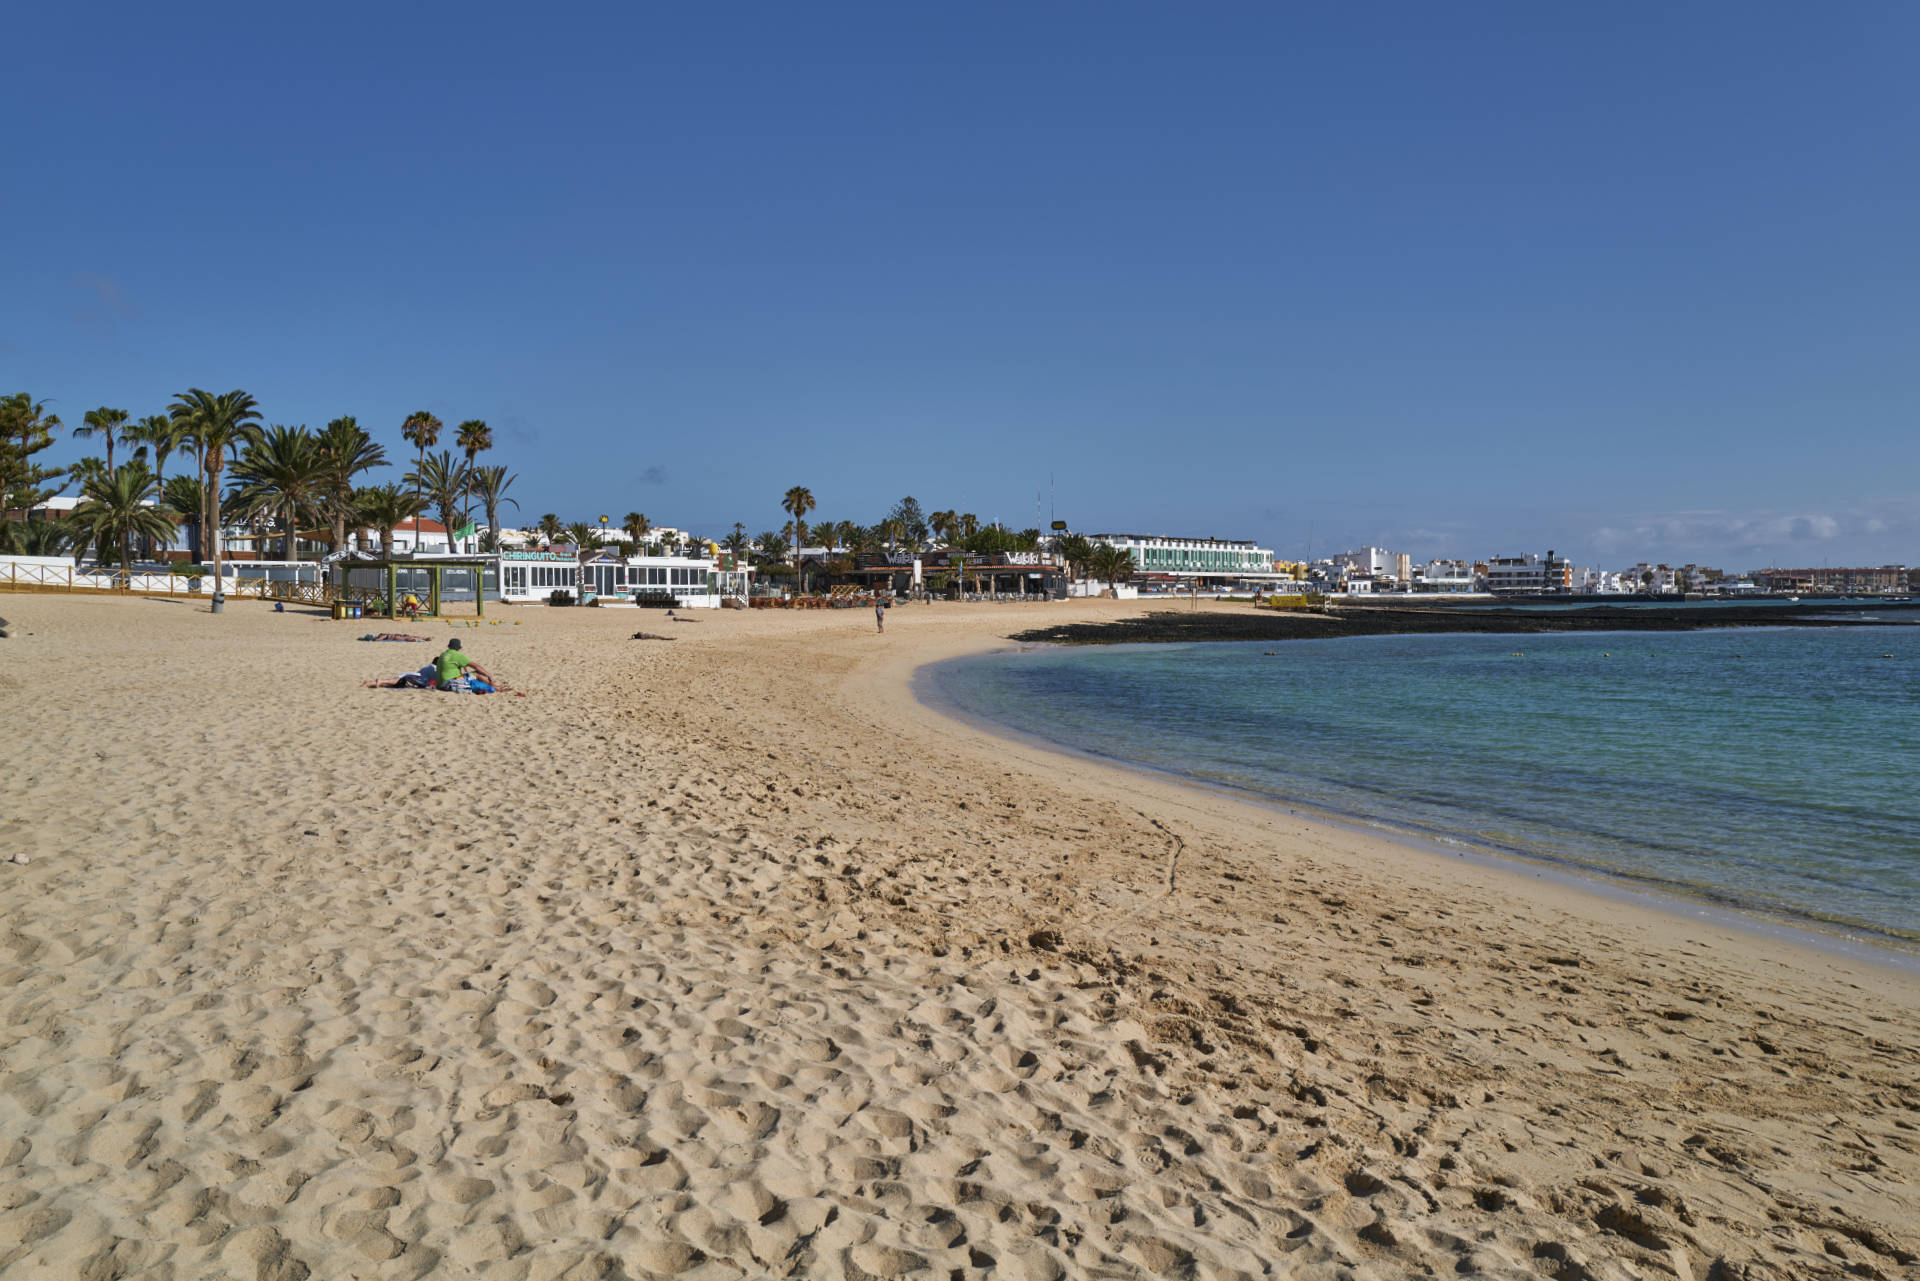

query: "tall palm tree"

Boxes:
[782, 485, 815, 591]
[404, 450, 470, 555]
[538, 512, 562, 545]
[229, 424, 325, 561]
[70, 460, 171, 575]
[454, 419, 491, 546]
[565, 520, 597, 553]
[129, 414, 182, 487]
[400, 409, 442, 551]
[470, 464, 518, 551]
[74, 407, 130, 472]
[723, 522, 749, 565]
[169, 389, 262, 598]
[314, 417, 387, 553]
[356, 483, 421, 556]
[623, 511, 649, 552]
[930, 510, 957, 545]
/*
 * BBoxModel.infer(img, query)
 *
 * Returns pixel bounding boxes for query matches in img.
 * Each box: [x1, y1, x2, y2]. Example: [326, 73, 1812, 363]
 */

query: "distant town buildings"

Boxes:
[1085, 534, 1281, 586]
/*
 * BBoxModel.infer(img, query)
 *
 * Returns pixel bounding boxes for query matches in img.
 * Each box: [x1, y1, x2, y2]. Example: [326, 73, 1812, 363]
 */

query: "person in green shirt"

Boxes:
[433, 638, 494, 689]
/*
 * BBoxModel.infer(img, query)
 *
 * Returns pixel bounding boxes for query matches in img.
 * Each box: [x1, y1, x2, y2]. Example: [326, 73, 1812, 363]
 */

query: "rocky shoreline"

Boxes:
[1010, 600, 1920, 645]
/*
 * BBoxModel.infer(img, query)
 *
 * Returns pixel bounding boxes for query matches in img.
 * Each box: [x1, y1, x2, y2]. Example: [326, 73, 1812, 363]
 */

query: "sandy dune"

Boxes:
[1, 594, 1915, 1280]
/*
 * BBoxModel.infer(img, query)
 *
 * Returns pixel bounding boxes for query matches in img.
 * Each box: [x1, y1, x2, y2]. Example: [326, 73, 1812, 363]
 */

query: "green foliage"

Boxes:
[1054, 534, 1095, 581]
[0, 392, 66, 513]
[887, 496, 929, 547]
[0, 517, 72, 557]
[471, 465, 519, 551]
[315, 417, 387, 551]
[564, 520, 597, 559]
[159, 475, 205, 562]
[75, 407, 130, 471]
[356, 483, 422, 555]
[404, 450, 470, 552]
[70, 460, 172, 572]
[169, 388, 263, 578]
[1089, 543, 1136, 588]
[230, 424, 325, 560]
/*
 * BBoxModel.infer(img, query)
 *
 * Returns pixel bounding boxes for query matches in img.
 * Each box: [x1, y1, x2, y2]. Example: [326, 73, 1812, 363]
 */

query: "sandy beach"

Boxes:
[2, 593, 1916, 1280]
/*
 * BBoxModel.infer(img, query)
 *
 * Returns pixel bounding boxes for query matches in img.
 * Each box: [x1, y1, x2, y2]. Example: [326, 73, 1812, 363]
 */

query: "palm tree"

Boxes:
[930, 510, 957, 545]
[623, 511, 649, 552]
[400, 410, 442, 551]
[753, 530, 786, 575]
[538, 513, 562, 545]
[404, 450, 470, 555]
[169, 389, 262, 600]
[1091, 544, 1136, 592]
[70, 460, 171, 575]
[314, 417, 387, 553]
[723, 522, 749, 565]
[129, 414, 182, 487]
[1055, 534, 1095, 584]
[454, 419, 491, 546]
[74, 407, 130, 472]
[161, 475, 205, 562]
[782, 485, 815, 591]
[356, 483, 421, 556]
[470, 465, 518, 551]
[229, 424, 325, 561]
[0, 516, 71, 557]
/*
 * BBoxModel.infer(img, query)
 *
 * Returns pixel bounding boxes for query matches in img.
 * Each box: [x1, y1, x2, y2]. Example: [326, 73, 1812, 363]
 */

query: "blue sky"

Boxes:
[6, 3, 1916, 570]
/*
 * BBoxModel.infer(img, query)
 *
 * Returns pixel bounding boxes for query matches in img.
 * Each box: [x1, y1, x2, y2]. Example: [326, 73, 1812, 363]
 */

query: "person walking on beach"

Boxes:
[875, 598, 885, 633]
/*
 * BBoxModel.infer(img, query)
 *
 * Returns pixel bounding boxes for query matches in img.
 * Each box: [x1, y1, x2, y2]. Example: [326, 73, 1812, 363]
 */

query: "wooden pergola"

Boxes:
[337, 555, 491, 617]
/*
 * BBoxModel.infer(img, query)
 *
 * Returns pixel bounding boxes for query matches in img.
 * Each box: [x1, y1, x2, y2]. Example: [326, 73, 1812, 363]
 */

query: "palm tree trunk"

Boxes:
[286, 499, 299, 561]
[208, 461, 223, 587]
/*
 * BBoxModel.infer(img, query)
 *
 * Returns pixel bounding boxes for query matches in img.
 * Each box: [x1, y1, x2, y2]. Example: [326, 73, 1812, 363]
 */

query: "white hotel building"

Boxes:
[1085, 533, 1282, 585]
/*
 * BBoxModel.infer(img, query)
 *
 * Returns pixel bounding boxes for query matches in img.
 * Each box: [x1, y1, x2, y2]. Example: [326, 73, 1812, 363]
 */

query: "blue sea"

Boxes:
[925, 627, 1920, 942]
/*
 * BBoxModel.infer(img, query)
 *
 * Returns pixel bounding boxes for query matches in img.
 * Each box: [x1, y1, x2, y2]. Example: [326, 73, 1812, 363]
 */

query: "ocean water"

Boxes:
[925, 627, 1920, 942]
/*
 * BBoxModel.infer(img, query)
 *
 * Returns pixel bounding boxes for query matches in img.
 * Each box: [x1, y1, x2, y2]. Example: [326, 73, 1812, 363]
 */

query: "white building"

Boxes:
[1085, 533, 1281, 582]
[360, 516, 482, 555]
[1327, 546, 1397, 578]
[496, 549, 750, 608]
[1486, 552, 1572, 593]
[1413, 559, 1479, 592]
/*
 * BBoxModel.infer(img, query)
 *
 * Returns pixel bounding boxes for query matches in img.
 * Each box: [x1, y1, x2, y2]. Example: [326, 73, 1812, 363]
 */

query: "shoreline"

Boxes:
[913, 641, 1920, 977]
[4, 593, 1917, 1278]
[1011, 599, 1920, 645]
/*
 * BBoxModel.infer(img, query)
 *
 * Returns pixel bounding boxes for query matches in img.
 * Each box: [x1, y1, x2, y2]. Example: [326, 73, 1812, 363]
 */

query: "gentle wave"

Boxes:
[927, 628, 1920, 941]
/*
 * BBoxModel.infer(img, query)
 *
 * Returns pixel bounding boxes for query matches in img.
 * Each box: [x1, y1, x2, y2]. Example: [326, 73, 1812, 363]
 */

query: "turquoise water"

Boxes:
[926, 628, 1920, 941]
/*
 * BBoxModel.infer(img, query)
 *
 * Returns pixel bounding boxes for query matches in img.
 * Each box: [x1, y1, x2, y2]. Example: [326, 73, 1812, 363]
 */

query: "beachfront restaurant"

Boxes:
[496, 549, 751, 607]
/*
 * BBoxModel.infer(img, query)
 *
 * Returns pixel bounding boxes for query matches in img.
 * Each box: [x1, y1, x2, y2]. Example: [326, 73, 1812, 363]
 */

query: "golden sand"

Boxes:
[1, 594, 1915, 1279]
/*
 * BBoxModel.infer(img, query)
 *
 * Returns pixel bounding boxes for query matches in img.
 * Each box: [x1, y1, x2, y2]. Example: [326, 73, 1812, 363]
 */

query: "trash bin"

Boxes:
[330, 600, 348, 620]
[348, 601, 363, 620]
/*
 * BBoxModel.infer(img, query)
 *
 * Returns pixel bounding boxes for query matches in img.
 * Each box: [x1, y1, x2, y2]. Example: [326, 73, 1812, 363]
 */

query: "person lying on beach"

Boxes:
[358, 632, 433, 642]
[631, 632, 676, 641]
[434, 637, 494, 689]
[363, 665, 437, 689]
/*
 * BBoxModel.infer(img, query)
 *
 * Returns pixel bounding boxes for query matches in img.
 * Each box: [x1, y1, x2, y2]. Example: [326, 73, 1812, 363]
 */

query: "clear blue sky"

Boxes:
[6, 2, 1916, 570]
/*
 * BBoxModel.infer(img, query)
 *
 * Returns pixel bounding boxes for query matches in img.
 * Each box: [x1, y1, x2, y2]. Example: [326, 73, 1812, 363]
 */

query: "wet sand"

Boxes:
[1, 593, 1915, 1279]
